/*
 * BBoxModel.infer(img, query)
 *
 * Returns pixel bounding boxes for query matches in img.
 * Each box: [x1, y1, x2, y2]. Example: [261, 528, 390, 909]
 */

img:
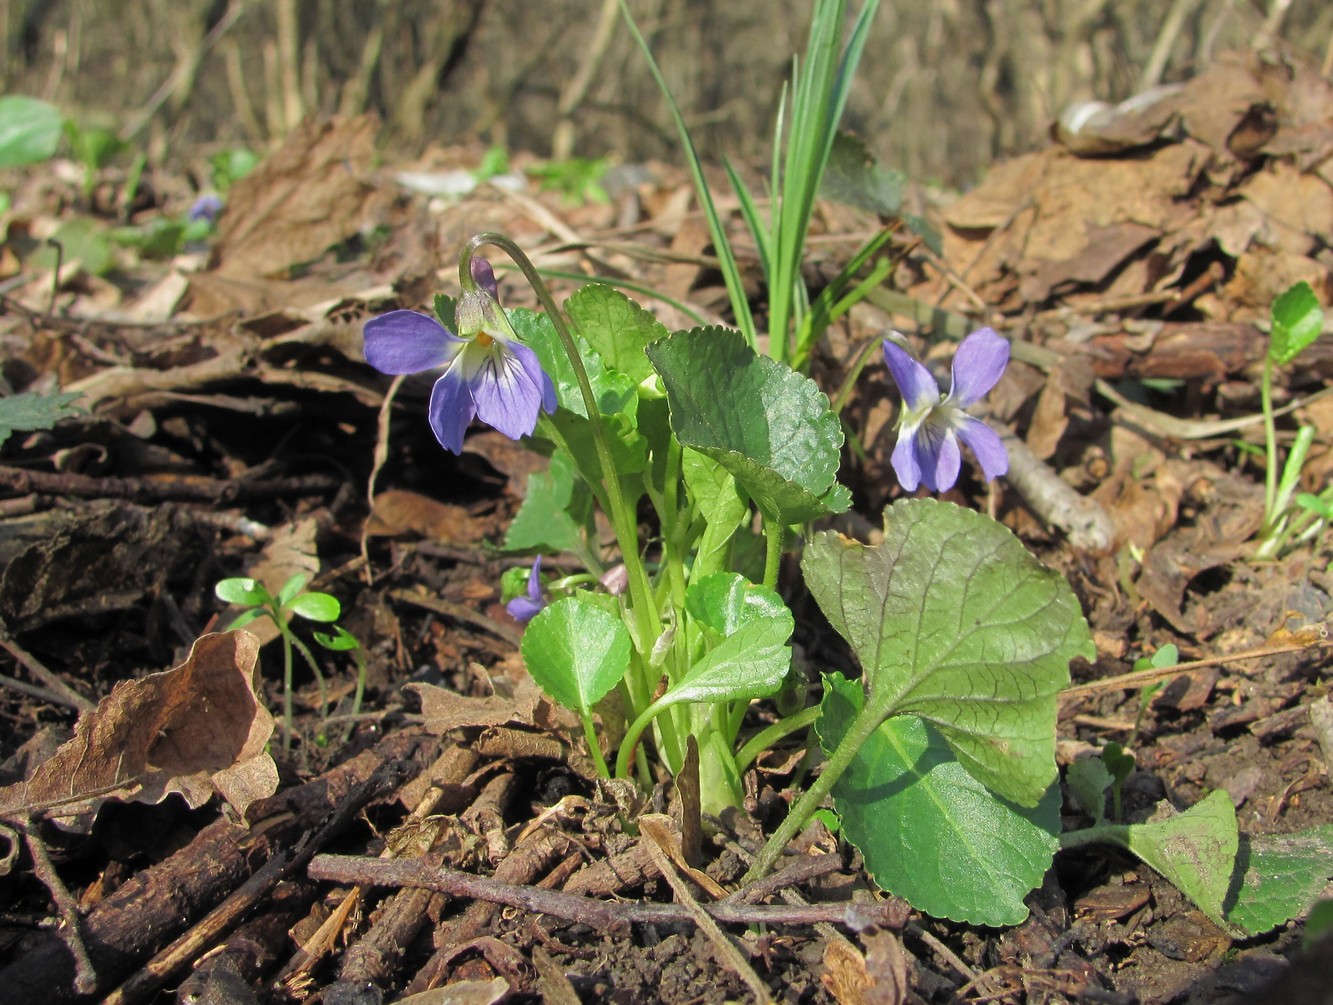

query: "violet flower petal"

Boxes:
[919, 421, 962, 494]
[427, 369, 477, 453]
[365, 310, 464, 375]
[470, 257, 500, 299]
[953, 413, 1009, 482]
[946, 328, 1009, 407]
[465, 340, 550, 440]
[891, 417, 927, 492]
[506, 555, 545, 623]
[883, 336, 941, 412]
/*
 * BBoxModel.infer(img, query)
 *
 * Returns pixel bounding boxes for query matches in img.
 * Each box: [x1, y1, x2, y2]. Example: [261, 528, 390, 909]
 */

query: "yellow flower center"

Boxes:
[475, 331, 495, 348]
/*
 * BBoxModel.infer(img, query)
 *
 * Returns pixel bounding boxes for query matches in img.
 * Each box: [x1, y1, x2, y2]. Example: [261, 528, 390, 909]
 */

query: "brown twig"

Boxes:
[1063, 636, 1332, 696]
[101, 755, 416, 1005]
[19, 816, 97, 994]
[640, 815, 771, 1003]
[0, 619, 95, 712]
[307, 854, 913, 932]
[0, 464, 341, 504]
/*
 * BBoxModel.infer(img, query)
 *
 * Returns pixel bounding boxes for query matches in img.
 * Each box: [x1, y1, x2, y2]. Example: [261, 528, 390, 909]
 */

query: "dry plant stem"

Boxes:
[21, 817, 97, 995]
[362, 372, 407, 580]
[120, 0, 246, 141]
[309, 854, 909, 931]
[0, 621, 94, 712]
[639, 816, 772, 1004]
[1062, 636, 1332, 696]
[403, 825, 574, 995]
[102, 756, 413, 1005]
[1000, 434, 1115, 551]
[281, 744, 478, 984]
[0, 731, 427, 1001]
[551, 0, 620, 159]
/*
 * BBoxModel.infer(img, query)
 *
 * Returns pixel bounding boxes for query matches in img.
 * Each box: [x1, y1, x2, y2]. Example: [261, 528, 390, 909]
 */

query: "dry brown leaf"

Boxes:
[0, 631, 275, 828]
[211, 115, 384, 281]
[366, 490, 489, 543]
[822, 939, 874, 1005]
[408, 678, 542, 734]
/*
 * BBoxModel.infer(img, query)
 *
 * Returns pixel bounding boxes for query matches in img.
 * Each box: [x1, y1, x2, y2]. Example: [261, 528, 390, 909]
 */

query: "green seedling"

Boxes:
[215, 574, 362, 751]
[527, 156, 610, 205]
[1255, 281, 1327, 558]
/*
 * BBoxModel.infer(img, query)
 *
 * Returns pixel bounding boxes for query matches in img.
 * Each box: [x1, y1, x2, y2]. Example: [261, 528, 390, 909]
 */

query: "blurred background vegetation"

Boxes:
[3, 0, 1332, 187]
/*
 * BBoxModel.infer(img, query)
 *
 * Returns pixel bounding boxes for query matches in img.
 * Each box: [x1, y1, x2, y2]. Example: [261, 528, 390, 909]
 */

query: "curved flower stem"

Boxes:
[464, 234, 661, 657]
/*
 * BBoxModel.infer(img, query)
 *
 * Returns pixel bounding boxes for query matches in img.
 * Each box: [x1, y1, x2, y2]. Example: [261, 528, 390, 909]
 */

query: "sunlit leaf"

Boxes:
[802, 498, 1094, 807]
[819, 674, 1059, 925]
[1270, 281, 1324, 366]
[566, 284, 666, 384]
[521, 595, 631, 716]
[646, 327, 848, 523]
[1224, 824, 1333, 936]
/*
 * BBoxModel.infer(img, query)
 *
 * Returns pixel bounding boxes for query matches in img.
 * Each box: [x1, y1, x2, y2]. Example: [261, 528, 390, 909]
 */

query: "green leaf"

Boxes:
[32, 217, 114, 276]
[646, 327, 849, 523]
[682, 448, 747, 581]
[287, 591, 341, 623]
[684, 572, 789, 638]
[802, 498, 1094, 807]
[822, 132, 905, 215]
[67, 124, 124, 171]
[1104, 791, 1239, 931]
[1270, 281, 1324, 366]
[0, 96, 65, 168]
[275, 573, 311, 608]
[0, 390, 83, 448]
[313, 625, 360, 651]
[566, 284, 667, 384]
[657, 614, 793, 709]
[214, 577, 270, 608]
[1303, 898, 1333, 947]
[1067, 756, 1113, 823]
[1224, 824, 1333, 936]
[521, 594, 631, 716]
[512, 307, 648, 474]
[222, 608, 269, 631]
[819, 674, 1060, 926]
[505, 451, 587, 554]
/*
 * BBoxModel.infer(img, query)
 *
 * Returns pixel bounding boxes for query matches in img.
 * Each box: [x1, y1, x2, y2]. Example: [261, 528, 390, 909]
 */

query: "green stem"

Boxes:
[734, 705, 821, 774]
[829, 333, 888, 415]
[464, 233, 661, 660]
[740, 698, 885, 885]
[761, 514, 785, 591]
[616, 700, 663, 781]
[580, 710, 611, 779]
[1261, 356, 1278, 526]
[279, 628, 294, 752]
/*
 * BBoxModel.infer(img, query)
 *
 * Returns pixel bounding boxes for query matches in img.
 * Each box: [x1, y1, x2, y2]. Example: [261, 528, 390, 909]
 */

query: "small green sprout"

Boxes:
[1255, 282, 1327, 558]
[215, 573, 364, 751]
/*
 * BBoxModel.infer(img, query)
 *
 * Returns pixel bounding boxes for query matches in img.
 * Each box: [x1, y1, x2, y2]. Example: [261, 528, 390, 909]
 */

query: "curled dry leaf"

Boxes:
[0, 631, 276, 829]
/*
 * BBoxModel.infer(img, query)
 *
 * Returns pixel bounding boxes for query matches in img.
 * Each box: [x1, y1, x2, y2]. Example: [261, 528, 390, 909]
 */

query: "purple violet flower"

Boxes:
[506, 555, 546, 623]
[363, 258, 557, 453]
[882, 327, 1009, 493]
[188, 194, 223, 224]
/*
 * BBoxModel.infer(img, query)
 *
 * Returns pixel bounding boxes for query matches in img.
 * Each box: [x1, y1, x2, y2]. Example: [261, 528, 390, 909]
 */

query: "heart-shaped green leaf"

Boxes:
[521, 595, 631, 716]
[802, 498, 1094, 807]
[505, 451, 588, 554]
[819, 674, 1060, 926]
[566, 284, 667, 384]
[646, 327, 849, 524]
[1270, 281, 1324, 367]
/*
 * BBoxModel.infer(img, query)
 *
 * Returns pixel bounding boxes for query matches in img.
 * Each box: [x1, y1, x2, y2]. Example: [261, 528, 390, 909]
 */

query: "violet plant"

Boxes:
[356, 10, 1332, 934]
[363, 231, 1101, 924]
